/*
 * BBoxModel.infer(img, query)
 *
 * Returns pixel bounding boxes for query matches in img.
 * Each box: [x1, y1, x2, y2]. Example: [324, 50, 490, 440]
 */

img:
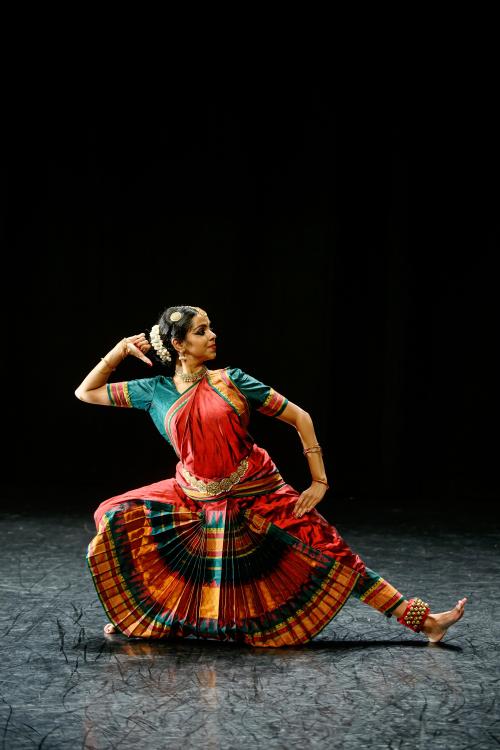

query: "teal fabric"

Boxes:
[108, 376, 178, 445]
[226, 367, 276, 409]
[125, 377, 158, 410]
[107, 367, 287, 446]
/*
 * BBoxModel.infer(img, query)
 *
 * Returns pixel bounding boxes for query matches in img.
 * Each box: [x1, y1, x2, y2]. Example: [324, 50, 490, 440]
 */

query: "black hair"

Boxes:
[147, 305, 201, 370]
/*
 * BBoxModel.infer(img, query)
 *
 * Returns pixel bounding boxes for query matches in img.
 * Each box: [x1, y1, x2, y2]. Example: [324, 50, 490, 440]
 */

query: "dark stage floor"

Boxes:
[0, 507, 498, 749]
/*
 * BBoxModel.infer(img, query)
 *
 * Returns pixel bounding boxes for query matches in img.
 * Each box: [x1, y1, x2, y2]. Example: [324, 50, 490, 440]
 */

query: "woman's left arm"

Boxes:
[276, 402, 329, 518]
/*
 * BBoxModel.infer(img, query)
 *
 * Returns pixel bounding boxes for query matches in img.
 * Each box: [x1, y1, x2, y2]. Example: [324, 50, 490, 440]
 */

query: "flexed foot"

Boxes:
[422, 597, 468, 643]
[104, 622, 118, 635]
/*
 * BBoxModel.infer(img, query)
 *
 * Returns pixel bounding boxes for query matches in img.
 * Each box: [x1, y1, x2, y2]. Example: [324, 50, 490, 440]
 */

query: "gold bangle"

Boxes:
[121, 337, 129, 358]
[304, 444, 322, 455]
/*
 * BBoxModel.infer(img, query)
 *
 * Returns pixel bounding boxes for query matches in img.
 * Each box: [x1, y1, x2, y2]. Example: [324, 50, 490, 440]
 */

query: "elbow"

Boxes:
[74, 387, 85, 401]
[297, 408, 313, 429]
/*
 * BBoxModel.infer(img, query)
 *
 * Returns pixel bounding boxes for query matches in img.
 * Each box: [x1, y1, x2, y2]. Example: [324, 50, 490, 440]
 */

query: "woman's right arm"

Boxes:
[74, 333, 152, 406]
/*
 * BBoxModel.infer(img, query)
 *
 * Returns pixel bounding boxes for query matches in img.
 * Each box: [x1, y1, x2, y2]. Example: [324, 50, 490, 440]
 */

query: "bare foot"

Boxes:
[422, 597, 468, 643]
[104, 623, 118, 635]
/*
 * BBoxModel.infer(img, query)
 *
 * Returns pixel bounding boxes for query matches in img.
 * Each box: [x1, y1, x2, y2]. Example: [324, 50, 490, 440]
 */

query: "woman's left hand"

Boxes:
[292, 482, 328, 518]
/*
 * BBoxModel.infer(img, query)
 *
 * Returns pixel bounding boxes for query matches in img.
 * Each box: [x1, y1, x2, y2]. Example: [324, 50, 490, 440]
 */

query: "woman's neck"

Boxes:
[175, 360, 205, 376]
[174, 361, 207, 382]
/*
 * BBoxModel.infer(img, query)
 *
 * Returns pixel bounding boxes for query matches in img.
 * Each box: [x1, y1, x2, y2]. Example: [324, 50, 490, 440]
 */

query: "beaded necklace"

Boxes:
[175, 365, 208, 383]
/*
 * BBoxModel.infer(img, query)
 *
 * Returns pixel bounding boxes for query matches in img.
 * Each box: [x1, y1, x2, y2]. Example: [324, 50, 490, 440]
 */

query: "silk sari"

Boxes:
[87, 368, 367, 647]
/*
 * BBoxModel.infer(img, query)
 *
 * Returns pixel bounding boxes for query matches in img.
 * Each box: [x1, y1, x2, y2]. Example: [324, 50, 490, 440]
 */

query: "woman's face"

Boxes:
[177, 312, 217, 363]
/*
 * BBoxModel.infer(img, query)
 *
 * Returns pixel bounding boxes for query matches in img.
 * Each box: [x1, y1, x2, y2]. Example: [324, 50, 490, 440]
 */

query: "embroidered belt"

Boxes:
[180, 457, 249, 497]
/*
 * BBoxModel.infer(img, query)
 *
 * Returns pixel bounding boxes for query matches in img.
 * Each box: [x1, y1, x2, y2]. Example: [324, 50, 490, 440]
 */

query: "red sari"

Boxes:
[88, 367, 366, 646]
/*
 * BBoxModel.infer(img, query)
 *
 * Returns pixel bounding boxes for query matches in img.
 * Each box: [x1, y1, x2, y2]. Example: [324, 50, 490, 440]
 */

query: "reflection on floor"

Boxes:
[0, 509, 497, 749]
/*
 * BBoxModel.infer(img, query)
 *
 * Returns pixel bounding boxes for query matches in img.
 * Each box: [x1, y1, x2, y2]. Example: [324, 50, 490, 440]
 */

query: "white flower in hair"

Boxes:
[150, 324, 172, 363]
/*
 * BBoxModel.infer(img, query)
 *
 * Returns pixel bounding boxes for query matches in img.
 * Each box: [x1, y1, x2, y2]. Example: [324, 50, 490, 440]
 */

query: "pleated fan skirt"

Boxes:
[87, 484, 364, 647]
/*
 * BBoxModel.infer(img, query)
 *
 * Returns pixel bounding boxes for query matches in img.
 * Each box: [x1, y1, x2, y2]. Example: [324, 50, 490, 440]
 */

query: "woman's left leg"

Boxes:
[353, 567, 467, 643]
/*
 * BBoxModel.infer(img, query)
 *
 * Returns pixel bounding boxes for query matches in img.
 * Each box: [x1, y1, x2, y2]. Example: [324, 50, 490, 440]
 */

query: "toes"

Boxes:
[453, 599, 467, 621]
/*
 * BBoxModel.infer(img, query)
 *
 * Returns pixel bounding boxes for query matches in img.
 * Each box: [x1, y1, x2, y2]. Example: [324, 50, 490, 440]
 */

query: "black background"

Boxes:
[7, 72, 499, 522]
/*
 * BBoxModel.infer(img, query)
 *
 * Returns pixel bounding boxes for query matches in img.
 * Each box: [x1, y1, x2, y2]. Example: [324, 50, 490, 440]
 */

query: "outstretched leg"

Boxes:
[353, 568, 467, 643]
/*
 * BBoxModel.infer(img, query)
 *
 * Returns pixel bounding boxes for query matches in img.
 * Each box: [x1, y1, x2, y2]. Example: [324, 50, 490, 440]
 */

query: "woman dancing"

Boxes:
[75, 305, 467, 647]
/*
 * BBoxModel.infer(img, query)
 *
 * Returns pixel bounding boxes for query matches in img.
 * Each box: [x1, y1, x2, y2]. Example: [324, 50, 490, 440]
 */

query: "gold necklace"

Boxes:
[175, 365, 208, 383]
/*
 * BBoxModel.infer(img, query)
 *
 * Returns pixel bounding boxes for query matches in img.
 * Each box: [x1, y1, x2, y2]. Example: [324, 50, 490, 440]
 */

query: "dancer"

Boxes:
[75, 305, 467, 647]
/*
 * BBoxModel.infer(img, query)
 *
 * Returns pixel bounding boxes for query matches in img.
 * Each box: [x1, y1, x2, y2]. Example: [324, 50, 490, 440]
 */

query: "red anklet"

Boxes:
[397, 597, 430, 632]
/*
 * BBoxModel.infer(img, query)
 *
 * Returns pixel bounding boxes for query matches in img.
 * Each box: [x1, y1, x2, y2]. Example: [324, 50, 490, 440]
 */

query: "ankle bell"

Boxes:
[397, 597, 430, 632]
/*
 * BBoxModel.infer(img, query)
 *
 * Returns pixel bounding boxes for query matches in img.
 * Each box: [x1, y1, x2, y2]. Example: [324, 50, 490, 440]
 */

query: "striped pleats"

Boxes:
[87, 499, 360, 647]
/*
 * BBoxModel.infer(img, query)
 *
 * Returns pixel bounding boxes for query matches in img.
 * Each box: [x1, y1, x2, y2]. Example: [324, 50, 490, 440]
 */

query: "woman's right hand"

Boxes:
[75, 333, 154, 405]
[122, 333, 153, 367]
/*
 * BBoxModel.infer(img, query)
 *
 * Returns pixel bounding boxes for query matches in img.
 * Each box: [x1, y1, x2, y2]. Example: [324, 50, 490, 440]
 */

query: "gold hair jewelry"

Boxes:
[175, 365, 207, 383]
[169, 307, 207, 323]
[150, 324, 172, 363]
[178, 305, 207, 318]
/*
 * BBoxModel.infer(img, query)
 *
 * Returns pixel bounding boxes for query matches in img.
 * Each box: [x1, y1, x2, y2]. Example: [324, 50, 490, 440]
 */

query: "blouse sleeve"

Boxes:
[106, 377, 157, 411]
[226, 368, 288, 417]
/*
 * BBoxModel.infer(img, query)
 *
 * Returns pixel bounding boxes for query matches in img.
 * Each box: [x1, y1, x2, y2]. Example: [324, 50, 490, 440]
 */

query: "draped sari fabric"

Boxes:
[87, 368, 366, 646]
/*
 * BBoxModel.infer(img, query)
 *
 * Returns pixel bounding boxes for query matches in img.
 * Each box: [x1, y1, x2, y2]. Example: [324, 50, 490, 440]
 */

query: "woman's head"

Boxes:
[149, 305, 217, 369]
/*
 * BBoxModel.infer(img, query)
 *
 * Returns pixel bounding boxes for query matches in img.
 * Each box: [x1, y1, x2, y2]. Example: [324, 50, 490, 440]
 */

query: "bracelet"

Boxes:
[100, 339, 128, 371]
[304, 444, 322, 455]
[312, 479, 329, 489]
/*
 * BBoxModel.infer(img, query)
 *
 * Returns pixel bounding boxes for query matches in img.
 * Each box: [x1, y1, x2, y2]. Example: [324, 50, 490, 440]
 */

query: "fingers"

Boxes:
[128, 333, 149, 346]
[292, 483, 328, 518]
[127, 339, 154, 367]
[294, 504, 312, 519]
[293, 492, 322, 518]
[122, 334, 152, 369]
[292, 491, 303, 516]
[136, 350, 153, 367]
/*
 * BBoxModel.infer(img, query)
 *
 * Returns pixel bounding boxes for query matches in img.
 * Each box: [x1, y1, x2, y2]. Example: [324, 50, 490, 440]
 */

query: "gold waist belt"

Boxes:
[180, 456, 249, 497]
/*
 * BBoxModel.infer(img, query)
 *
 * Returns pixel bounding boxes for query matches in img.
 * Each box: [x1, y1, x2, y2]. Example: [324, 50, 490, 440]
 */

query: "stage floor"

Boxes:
[0, 508, 498, 749]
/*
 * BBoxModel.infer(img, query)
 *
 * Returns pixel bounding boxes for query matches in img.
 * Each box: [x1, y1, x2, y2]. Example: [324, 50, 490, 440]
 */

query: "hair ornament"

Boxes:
[150, 324, 172, 362]
[169, 311, 182, 322]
